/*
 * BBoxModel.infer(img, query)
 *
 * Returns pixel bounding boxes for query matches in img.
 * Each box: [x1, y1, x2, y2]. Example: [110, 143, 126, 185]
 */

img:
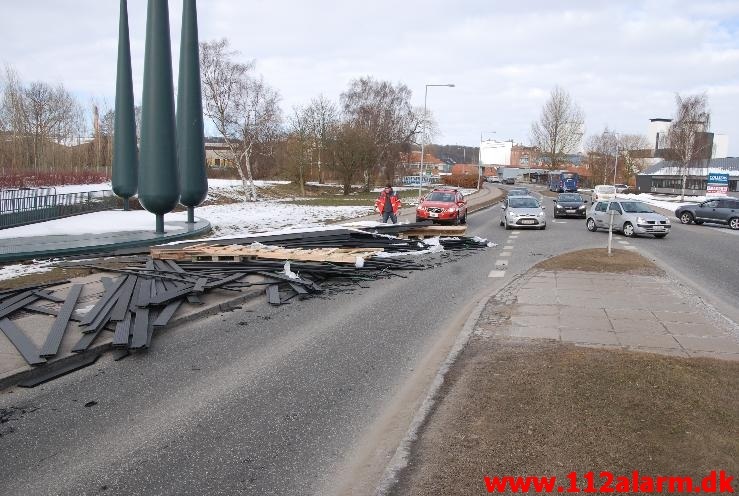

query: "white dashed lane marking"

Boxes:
[488, 270, 506, 278]
[503, 245, 514, 250]
[499, 251, 511, 257]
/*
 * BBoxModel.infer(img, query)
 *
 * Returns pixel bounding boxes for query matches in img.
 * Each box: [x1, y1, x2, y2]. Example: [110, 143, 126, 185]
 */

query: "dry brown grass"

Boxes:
[535, 248, 663, 275]
[395, 339, 739, 495]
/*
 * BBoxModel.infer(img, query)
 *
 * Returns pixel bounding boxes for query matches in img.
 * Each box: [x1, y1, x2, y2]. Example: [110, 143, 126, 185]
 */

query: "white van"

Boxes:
[591, 184, 616, 202]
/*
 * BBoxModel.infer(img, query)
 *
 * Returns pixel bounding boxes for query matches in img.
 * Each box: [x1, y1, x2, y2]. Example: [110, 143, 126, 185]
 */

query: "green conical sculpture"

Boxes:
[138, 0, 180, 233]
[112, 0, 138, 211]
[177, 0, 208, 223]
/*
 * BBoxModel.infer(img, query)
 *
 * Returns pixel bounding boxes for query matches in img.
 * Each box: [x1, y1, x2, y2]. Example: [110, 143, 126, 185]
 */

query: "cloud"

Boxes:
[1, 0, 737, 154]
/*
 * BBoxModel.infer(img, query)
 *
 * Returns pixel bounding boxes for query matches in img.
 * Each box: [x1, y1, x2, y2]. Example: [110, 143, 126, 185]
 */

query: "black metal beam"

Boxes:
[0, 318, 46, 365]
[18, 353, 100, 388]
[39, 284, 83, 358]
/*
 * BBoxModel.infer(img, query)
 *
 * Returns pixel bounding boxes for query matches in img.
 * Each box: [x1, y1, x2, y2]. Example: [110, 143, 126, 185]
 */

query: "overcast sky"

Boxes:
[2, 0, 738, 154]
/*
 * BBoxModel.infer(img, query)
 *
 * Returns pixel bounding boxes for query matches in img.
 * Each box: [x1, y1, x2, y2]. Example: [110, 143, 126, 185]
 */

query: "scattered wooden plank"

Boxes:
[112, 311, 133, 347]
[265, 284, 281, 305]
[0, 295, 40, 320]
[39, 284, 83, 358]
[152, 300, 182, 327]
[79, 276, 125, 326]
[130, 308, 150, 349]
[110, 275, 137, 322]
[0, 318, 46, 365]
[17, 353, 100, 388]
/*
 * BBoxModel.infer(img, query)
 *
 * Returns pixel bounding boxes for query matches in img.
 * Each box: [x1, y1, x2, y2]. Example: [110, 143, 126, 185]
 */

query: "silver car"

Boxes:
[500, 195, 547, 230]
[586, 199, 671, 238]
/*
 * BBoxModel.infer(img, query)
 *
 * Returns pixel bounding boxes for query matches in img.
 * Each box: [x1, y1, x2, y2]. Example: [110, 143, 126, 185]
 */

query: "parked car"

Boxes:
[487, 176, 501, 183]
[507, 187, 531, 197]
[591, 184, 617, 202]
[675, 198, 739, 230]
[614, 184, 630, 193]
[416, 187, 468, 224]
[500, 196, 547, 230]
[553, 193, 588, 218]
[503, 177, 516, 185]
[586, 199, 670, 238]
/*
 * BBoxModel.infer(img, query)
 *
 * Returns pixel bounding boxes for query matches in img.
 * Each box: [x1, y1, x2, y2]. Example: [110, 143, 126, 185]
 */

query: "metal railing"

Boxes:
[0, 188, 120, 230]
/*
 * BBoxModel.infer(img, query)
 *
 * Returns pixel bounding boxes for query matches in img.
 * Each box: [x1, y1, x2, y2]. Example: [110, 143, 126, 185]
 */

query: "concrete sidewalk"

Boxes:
[482, 269, 739, 360]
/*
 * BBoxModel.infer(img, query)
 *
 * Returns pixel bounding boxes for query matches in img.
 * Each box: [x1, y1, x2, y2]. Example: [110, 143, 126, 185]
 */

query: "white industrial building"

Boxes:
[480, 139, 513, 165]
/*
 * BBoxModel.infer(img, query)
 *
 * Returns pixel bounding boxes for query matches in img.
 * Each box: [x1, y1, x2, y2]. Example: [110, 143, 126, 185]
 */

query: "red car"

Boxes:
[416, 188, 468, 224]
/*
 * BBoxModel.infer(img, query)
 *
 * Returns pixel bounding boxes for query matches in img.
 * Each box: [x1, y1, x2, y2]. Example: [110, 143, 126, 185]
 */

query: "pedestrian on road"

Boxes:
[375, 184, 401, 224]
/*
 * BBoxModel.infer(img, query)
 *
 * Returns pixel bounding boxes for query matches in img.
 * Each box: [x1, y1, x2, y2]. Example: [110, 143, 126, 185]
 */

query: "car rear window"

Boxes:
[558, 194, 582, 201]
[596, 186, 616, 194]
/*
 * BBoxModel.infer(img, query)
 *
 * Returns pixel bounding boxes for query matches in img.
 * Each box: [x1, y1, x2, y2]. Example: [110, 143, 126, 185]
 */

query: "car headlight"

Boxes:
[446, 207, 457, 213]
[508, 212, 519, 218]
[636, 216, 646, 224]
[538, 211, 546, 217]
[578, 205, 586, 209]
[665, 218, 671, 224]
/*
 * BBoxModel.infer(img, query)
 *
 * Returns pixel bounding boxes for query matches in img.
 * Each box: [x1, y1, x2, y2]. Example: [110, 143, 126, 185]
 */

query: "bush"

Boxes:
[0, 169, 111, 188]
[442, 174, 480, 188]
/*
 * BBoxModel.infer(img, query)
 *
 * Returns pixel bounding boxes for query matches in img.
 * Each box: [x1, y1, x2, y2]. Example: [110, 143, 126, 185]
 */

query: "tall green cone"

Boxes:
[177, 0, 208, 223]
[112, 0, 138, 210]
[139, 0, 180, 233]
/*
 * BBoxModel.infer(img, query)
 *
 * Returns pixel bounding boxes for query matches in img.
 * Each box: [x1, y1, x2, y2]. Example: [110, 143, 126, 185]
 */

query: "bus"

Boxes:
[548, 171, 579, 192]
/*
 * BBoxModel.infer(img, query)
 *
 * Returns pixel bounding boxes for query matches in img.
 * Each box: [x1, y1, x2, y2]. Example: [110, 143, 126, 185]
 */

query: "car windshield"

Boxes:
[509, 198, 540, 208]
[509, 190, 527, 196]
[597, 186, 616, 194]
[620, 201, 653, 213]
[558, 194, 582, 202]
[427, 192, 456, 202]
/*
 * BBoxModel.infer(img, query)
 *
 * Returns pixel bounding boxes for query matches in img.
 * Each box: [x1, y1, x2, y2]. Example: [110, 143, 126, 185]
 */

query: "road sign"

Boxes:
[706, 172, 729, 197]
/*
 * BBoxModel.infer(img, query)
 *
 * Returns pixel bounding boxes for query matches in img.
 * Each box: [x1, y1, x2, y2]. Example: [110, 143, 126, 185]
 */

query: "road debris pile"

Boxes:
[0, 224, 493, 372]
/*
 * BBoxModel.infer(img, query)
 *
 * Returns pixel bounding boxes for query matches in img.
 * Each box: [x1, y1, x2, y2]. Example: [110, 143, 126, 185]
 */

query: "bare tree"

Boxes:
[340, 77, 423, 189]
[200, 38, 282, 201]
[617, 133, 650, 185]
[530, 86, 584, 170]
[584, 131, 614, 186]
[285, 105, 313, 196]
[304, 95, 338, 184]
[1, 66, 85, 171]
[327, 123, 377, 195]
[665, 93, 711, 200]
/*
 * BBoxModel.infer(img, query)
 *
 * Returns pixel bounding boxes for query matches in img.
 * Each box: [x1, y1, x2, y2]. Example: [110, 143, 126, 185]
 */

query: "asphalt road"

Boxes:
[0, 184, 735, 496]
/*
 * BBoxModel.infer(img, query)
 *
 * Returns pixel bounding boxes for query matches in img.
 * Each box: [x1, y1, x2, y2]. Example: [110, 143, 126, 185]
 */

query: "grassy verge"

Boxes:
[396, 339, 739, 495]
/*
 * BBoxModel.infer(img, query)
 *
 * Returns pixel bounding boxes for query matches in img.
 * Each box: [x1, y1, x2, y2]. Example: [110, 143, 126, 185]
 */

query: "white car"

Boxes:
[586, 200, 670, 238]
[499, 196, 547, 230]
[591, 184, 616, 202]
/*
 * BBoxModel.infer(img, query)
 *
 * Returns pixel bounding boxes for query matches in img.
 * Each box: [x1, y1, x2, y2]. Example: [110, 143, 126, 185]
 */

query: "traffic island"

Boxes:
[389, 249, 739, 496]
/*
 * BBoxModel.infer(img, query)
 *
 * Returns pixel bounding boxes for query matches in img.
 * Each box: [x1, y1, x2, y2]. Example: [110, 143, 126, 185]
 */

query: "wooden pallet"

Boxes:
[151, 244, 381, 264]
[399, 225, 467, 238]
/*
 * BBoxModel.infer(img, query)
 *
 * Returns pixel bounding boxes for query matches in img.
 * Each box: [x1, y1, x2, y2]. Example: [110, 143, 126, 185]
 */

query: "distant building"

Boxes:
[636, 157, 739, 196]
[399, 151, 445, 175]
[480, 139, 513, 166]
[205, 138, 237, 168]
[646, 117, 729, 160]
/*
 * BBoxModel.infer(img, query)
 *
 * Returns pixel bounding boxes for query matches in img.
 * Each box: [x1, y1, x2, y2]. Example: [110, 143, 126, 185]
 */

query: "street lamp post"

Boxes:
[418, 83, 455, 200]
